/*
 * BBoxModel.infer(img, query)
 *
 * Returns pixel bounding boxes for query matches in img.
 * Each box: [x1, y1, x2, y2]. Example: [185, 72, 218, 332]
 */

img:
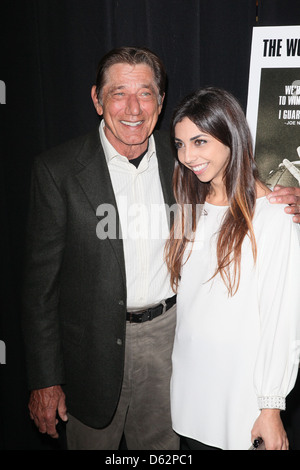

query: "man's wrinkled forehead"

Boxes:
[102, 62, 159, 94]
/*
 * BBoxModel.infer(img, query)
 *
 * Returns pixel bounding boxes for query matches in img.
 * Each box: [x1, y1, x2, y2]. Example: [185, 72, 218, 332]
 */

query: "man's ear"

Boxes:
[158, 93, 165, 114]
[91, 85, 103, 116]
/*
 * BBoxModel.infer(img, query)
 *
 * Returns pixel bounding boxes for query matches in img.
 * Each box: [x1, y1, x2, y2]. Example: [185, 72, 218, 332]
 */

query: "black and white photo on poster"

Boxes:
[246, 26, 300, 188]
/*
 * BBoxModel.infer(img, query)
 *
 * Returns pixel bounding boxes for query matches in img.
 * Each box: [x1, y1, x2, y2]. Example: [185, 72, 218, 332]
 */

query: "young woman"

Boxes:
[165, 88, 300, 450]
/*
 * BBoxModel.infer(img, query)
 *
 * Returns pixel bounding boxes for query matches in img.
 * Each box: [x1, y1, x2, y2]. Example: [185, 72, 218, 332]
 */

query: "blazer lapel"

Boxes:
[75, 129, 126, 283]
[74, 128, 175, 284]
[154, 130, 176, 211]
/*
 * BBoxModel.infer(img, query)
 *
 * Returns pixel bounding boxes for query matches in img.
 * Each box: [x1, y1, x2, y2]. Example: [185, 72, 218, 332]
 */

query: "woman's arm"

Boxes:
[252, 203, 300, 449]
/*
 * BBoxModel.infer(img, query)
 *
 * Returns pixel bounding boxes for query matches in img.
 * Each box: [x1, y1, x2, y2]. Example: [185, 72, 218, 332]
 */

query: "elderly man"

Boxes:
[22, 47, 300, 451]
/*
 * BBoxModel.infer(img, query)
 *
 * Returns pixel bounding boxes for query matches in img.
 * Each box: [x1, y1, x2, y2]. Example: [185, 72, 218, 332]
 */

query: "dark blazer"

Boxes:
[22, 127, 175, 428]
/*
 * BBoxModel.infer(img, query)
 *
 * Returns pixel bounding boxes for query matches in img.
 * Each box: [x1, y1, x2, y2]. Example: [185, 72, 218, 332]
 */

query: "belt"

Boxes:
[126, 295, 176, 323]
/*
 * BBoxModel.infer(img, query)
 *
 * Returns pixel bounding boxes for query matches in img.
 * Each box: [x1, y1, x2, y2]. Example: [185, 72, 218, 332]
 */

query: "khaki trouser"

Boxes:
[66, 305, 179, 450]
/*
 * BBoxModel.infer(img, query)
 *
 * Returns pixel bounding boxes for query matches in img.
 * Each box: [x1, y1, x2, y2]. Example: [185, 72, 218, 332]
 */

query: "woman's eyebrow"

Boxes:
[190, 134, 207, 141]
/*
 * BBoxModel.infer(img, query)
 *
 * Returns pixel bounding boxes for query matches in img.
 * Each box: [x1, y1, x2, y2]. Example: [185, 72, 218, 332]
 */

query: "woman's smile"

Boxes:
[189, 162, 209, 175]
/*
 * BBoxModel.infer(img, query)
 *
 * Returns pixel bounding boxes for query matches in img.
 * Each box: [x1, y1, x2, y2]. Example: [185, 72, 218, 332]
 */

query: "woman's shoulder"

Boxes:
[255, 196, 292, 220]
[254, 196, 299, 240]
[255, 182, 290, 221]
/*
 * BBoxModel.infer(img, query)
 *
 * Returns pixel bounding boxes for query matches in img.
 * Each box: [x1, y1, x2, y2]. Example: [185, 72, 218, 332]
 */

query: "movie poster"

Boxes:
[246, 25, 300, 188]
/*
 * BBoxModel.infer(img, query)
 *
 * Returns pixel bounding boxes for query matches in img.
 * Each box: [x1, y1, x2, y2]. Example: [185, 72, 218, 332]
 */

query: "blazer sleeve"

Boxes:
[22, 155, 66, 390]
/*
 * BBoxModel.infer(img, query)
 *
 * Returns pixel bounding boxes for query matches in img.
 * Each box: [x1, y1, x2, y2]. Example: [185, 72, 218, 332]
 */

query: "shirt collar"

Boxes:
[99, 119, 155, 165]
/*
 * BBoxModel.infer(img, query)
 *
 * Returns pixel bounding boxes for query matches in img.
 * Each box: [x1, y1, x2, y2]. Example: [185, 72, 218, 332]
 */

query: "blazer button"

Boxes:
[116, 338, 122, 346]
[118, 300, 124, 306]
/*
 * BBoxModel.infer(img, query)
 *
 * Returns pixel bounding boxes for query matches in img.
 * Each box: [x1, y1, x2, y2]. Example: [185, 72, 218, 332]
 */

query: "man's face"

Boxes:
[91, 63, 164, 158]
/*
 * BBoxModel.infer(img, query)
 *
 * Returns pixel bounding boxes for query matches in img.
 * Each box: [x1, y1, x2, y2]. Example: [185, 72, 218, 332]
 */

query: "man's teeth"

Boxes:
[121, 121, 142, 127]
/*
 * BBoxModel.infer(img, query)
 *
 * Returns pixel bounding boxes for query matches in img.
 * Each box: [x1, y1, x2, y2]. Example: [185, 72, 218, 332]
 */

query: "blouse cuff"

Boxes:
[258, 396, 286, 410]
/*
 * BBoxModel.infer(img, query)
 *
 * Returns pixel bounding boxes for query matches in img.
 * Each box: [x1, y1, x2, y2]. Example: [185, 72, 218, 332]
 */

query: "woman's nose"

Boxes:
[184, 146, 198, 164]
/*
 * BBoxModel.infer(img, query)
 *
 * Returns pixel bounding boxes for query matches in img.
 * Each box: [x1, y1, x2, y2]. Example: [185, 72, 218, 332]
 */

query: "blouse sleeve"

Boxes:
[254, 204, 300, 410]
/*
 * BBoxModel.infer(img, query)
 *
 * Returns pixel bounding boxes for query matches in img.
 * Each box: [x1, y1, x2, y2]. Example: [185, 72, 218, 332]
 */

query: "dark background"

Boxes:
[1, 0, 300, 451]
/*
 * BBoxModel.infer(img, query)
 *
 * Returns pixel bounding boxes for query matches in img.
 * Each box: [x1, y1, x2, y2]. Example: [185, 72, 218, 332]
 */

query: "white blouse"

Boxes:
[171, 197, 300, 450]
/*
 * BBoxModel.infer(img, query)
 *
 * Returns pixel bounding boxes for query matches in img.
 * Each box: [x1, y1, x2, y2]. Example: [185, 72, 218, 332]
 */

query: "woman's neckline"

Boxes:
[204, 182, 271, 208]
[205, 195, 268, 208]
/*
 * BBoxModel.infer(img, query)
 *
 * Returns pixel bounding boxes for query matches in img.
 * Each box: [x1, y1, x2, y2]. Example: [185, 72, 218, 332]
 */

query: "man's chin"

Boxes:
[116, 138, 149, 158]
[104, 125, 150, 156]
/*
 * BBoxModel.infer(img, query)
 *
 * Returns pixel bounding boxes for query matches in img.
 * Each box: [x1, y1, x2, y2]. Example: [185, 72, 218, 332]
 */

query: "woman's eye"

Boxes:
[174, 141, 183, 149]
[195, 139, 206, 146]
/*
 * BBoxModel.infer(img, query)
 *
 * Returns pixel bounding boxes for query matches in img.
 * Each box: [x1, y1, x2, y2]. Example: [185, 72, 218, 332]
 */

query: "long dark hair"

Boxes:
[165, 87, 260, 296]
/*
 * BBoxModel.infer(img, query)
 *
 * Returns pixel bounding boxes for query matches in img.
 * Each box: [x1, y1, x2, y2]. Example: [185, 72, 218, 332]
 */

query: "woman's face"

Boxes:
[174, 117, 231, 188]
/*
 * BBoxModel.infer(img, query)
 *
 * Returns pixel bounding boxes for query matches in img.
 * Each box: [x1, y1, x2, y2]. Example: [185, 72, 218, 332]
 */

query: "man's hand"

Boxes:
[28, 385, 68, 438]
[267, 185, 300, 223]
